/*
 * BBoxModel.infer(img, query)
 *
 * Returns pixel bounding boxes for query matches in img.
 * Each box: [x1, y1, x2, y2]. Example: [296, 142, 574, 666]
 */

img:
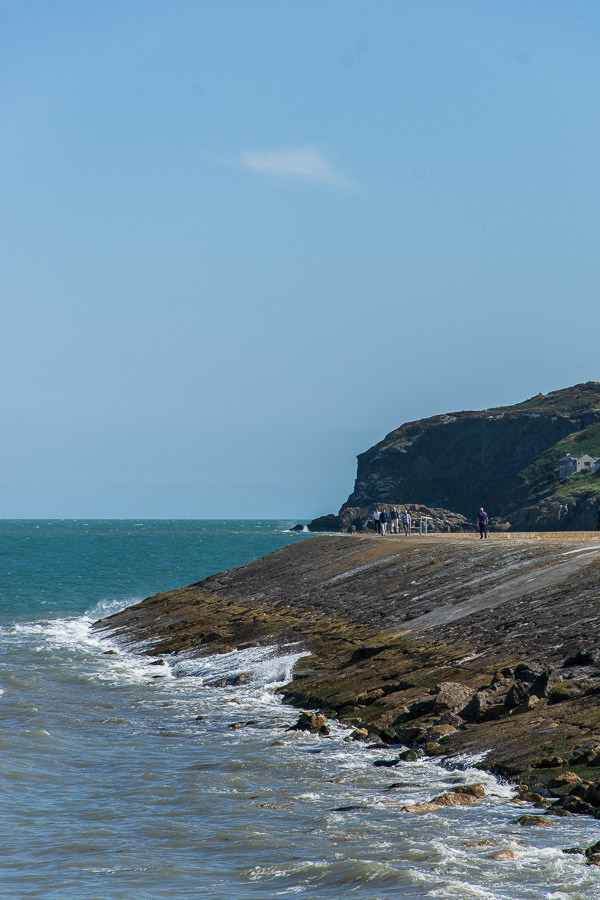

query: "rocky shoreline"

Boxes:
[93, 532, 600, 820]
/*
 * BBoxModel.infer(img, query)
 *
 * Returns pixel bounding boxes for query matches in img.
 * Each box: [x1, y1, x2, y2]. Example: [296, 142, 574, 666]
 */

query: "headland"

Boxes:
[94, 530, 600, 815]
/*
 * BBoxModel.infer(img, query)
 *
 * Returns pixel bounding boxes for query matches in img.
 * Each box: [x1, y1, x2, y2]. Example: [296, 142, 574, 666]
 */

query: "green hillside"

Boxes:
[518, 422, 600, 499]
[341, 381, 600, 532]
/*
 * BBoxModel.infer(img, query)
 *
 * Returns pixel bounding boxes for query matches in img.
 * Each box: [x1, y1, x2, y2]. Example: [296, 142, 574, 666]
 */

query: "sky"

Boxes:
[2, 1, 600, 519]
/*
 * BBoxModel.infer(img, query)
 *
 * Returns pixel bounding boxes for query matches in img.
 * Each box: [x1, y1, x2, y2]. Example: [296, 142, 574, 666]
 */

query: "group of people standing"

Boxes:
[372, 505, 491, 538]
[373, 507, 412, 535]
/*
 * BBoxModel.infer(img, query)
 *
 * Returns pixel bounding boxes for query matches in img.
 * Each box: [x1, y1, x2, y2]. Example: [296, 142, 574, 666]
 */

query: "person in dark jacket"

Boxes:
[477, 507, 488, 539]
[380, 508, 389, 536]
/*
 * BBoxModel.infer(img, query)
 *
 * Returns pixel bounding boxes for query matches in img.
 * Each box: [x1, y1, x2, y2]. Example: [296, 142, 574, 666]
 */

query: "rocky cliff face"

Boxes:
[339, 383, 600, 531]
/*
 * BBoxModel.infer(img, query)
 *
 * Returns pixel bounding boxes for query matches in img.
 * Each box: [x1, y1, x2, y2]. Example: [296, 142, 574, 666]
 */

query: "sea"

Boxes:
[2, 519, 600, 900]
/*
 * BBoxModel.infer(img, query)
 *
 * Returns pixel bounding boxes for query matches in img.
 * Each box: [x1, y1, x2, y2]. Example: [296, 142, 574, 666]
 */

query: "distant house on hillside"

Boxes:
[558, 453, 599, 477]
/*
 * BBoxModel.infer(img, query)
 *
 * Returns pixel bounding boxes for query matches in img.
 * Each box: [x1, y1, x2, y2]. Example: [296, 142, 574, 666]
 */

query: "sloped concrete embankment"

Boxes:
[93, 533, 600, 808]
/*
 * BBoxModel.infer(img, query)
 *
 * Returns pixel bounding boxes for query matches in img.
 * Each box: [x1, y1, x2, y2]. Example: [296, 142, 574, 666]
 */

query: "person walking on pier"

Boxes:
[380, 508, 389, 535]
[390, 506, 399, 534]
[373, 508, 381, 534]
[477, 507, 489, 539]
[401, 509, 411, 535]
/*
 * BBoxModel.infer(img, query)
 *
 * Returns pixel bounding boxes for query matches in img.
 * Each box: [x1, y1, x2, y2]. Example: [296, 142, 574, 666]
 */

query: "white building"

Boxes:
[559, 453, 599, 477]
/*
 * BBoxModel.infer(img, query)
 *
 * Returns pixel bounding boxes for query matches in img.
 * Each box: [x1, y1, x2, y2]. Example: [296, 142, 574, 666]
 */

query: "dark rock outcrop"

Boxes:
[334, 382, 600, 531]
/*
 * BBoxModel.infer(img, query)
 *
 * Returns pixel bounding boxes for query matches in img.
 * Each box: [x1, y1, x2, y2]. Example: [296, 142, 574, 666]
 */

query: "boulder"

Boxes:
[534, 755, 569, 769]
[460, 689, 506, 723]
[563, 649, 600, 667]
[436, 712, 464, 728]
[399, 749, 420, 762]
[581, 781, 600, 807]
[515, 815, 553, 826]
[432, 791, 479, 807]
[307, 513, 341, 532]
[423, 741, 444, 756]
[551, 796, 597, 816]
[570, 742, 600, 766]
[400, 801, 440, 813]
[548, 772, 582, 789]
[548, 681, 585, 704]
[426, 724, 458, 742]
[289, 712, 330, 735]
[454, 784, 486, 799]
[432, 682, 474, 712]
[491, 850, 516, 860]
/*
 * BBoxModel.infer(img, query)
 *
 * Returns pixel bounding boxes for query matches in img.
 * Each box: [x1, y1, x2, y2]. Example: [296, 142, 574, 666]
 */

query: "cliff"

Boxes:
[332, 382, 600, 532]
[93, 532, 600, 805]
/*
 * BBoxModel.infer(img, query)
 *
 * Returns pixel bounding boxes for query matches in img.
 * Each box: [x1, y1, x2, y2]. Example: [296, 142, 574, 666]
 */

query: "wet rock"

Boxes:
[454, 784, 486, 799]
[580, 781, 600, 806]
[584, 841, 600, 866]
[426, 724, 458, 742]
[491, 850, 516, 860]
[464, 839, 496, 847]
[384, 781, 412, 791]
[150, 659, 166, 666]
[566, 781, 591, 799]
[432, 791, 479, 807]
[289, 712, 330, 735]
[350, 728, 370, 742]
[373, 758, 401, 768]
[394, 725, 428, 746]
[515, 815, 553, 826]
[399, 749, 420, 762]
[423, 741, 444, 756]
[431, 785, 484, 807]
[400, 801, 440, 813]
[512, 789, 550, 807]
[231, 672, 252, 685]
[550, 796, 597, 816]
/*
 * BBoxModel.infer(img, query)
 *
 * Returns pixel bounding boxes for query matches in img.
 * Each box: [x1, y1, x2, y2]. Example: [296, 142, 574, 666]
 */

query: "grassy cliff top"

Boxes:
[508, 381, 600, 416]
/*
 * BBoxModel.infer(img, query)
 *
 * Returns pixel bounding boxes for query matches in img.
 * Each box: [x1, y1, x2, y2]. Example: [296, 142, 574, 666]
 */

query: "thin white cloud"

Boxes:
[240, 147, 355, 188]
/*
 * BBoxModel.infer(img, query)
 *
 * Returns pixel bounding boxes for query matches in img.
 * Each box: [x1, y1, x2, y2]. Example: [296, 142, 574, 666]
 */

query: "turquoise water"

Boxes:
[1, 520, 600, 899]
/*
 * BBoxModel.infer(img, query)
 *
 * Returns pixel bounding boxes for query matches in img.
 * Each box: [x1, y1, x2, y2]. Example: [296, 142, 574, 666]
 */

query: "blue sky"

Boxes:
[2, 1, 599, 518]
